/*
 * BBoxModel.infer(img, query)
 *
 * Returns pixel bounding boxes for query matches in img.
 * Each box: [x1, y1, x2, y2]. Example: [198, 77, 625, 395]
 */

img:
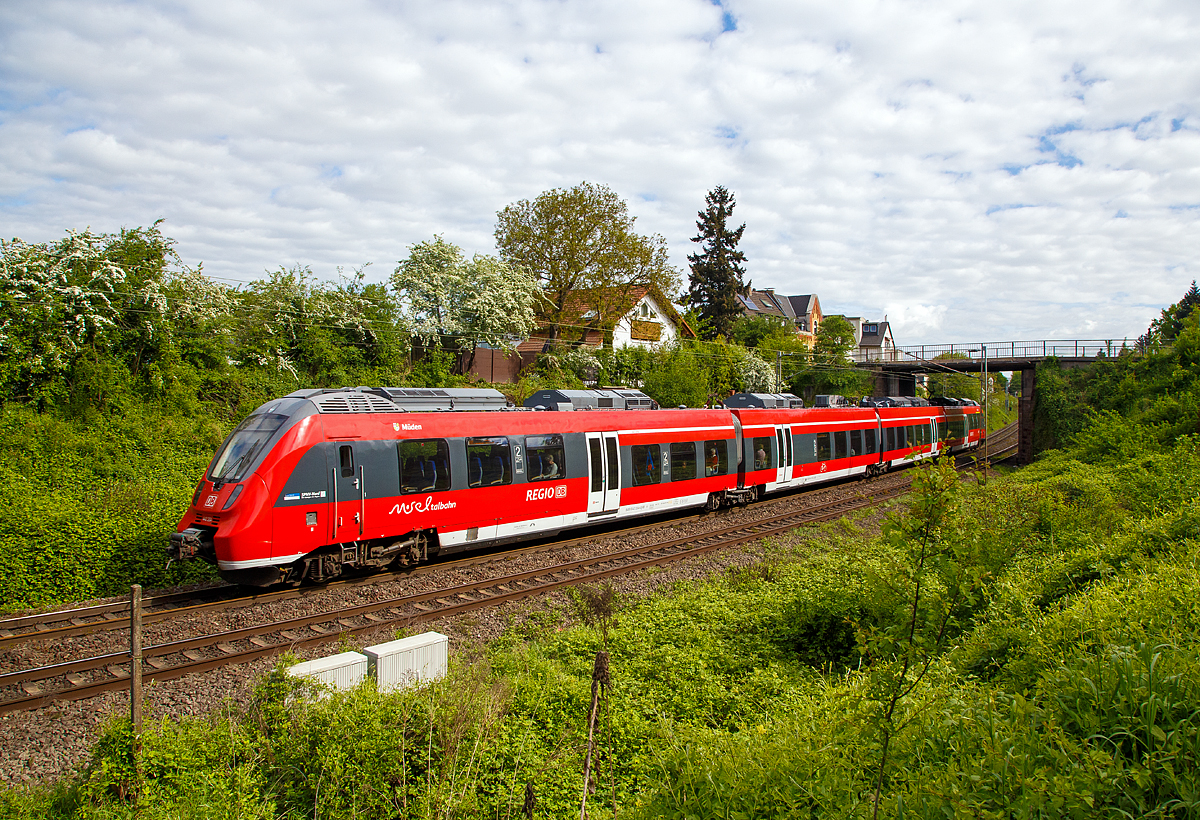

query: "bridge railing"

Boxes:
[850, 339, 1132, 364]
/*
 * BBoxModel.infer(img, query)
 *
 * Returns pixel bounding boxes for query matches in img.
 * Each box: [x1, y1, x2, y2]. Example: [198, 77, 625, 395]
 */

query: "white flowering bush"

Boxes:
[731, 346, 776, 392]
[392, 236, 544, 362]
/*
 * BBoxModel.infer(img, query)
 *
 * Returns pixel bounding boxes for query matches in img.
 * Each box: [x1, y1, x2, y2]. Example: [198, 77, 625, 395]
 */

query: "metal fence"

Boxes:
[850, 339, 1132, 364]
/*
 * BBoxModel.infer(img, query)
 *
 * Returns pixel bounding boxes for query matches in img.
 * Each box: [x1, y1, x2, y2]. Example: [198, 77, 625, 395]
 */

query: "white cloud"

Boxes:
[0, 0, 1197, 344]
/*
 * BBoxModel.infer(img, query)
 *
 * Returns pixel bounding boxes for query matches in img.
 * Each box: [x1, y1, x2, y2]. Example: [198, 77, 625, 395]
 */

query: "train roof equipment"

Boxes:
[723, 392, 805, 409]
[283, 387, 512, 413]
[813, 394, 852, 408]
[523, 388, 657, 411]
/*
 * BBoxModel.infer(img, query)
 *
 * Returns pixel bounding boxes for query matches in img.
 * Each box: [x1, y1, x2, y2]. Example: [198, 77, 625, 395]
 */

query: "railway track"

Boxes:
[0, 426, 1018, 715]
[0, 515, 713, 651]
[0, 478, 915, 714]
[0, 458, 933, 651]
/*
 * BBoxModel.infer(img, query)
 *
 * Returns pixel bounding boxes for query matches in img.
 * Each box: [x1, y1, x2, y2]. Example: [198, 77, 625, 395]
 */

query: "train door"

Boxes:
[775, 425, 793, 485]
[603, 434, 620, 511]
[332, 443, 364, 542]
[733, 416, 746, 489]
[586, 432, 620, 516]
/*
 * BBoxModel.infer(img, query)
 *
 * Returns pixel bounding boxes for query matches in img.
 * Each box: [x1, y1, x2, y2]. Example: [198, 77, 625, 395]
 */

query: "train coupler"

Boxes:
[168, 527, 215, 563]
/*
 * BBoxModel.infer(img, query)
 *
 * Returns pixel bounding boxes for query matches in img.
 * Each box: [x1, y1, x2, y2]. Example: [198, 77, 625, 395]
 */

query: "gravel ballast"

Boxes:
[0, 473, 907, 786]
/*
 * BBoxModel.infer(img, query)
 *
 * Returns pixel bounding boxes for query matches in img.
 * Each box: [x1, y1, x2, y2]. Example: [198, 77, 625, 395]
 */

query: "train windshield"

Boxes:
[209, 413, 289, 482]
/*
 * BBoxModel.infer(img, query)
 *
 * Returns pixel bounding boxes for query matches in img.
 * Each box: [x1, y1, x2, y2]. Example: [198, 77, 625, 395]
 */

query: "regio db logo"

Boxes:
[526, 484, 568, 502]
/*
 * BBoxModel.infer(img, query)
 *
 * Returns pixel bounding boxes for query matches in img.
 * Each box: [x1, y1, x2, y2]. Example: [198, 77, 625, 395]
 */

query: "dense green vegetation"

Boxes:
[5, 293, 1200, 817]
[0, 220, 911, 611]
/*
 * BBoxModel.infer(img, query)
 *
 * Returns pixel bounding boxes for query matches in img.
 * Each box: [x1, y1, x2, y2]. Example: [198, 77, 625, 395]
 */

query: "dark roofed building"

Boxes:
[736, 289, 823, 346]
[857, 320, 896, 361]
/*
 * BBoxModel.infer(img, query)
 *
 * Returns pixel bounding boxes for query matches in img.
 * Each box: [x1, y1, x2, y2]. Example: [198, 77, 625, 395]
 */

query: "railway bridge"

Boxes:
[852, 339, 1128, 464]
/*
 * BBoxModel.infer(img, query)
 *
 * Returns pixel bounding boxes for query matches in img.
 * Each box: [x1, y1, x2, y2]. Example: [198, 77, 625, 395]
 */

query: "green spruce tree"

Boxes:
[686, 185, 748, 340]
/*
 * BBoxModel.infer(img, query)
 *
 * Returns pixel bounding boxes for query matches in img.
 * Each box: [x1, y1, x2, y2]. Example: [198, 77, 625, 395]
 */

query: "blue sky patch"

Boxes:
[986, 204, 1034, 216]
[709, 0, 737, 32]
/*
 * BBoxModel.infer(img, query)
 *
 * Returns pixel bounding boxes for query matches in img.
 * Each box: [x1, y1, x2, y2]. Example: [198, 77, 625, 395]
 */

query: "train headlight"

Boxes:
[222, 484, 244, 510]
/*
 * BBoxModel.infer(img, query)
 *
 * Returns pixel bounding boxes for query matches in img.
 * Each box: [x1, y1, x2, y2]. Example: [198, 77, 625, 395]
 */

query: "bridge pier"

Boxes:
[1018, 367, 1036, 464]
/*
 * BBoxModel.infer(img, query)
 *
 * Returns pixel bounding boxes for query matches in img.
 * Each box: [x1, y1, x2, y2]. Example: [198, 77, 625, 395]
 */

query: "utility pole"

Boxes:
[130, 584, 143, 781]
[776, 351, 782, 393]
[982, 345, 988, 471]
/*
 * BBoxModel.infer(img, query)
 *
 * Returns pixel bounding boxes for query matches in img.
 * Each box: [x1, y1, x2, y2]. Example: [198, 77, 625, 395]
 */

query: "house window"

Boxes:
[866, 324, 878, 334]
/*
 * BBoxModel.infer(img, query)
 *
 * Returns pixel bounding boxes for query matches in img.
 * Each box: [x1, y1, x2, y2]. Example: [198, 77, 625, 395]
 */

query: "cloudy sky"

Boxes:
[2, 0, 1197, 344]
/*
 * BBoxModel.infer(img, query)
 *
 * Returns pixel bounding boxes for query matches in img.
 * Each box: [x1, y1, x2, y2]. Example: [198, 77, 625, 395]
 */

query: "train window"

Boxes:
[752, 437, 773, 469]
[670, 442, 697, 481]
[817, 432, 832, 461]
[631, 444, 661, 485]
[794, 433, 818, 465]
[849, 429, 862, 457]
[526, 435, 566, 482]
[466, 437, 512, 488]
[339, 445, 354, 478]
[785, 430, 793, 465]
[589, 439, 603, 491]
[865, 428, 876, 454]
[835, 431, 848, 460]
[209, 412, 288, 483]
[606, 438, 619, 487]
[703, 440, 729, 476]
[398, 439, 451, 493]
[776, 430, 785, 467]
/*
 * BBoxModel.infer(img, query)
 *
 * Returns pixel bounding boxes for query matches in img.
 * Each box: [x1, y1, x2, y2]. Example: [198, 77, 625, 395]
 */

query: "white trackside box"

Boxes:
[286, 651, 368, 691]
[364, 632, 448, 692]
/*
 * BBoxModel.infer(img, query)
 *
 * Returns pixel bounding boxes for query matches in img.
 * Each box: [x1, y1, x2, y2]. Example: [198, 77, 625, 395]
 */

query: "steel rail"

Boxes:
[2, 425, 1012, 651]
[0, 467, 924, 650]
[0, 482, 912, 714]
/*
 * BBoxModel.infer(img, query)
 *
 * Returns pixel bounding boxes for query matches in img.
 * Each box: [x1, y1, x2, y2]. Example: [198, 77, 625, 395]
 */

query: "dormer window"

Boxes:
[866, 324, 878, 334]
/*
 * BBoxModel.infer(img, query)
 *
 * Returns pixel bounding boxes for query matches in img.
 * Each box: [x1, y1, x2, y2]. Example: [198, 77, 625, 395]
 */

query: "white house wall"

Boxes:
[612, 295, 680, 350]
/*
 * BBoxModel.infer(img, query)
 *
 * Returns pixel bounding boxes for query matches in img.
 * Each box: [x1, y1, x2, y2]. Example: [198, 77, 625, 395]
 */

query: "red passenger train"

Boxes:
[169, 387, 983, 586]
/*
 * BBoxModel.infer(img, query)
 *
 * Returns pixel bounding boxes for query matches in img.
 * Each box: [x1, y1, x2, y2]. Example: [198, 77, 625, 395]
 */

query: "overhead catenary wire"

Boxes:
[2, 281, 894, 377]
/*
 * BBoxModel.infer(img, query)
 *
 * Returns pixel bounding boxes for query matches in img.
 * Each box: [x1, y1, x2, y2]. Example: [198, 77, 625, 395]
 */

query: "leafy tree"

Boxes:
[790, 315, 870, 399]
[813, 315, 856, 361]
[1139, 280, 1200, 350]
[686, 185, 748, 340]
[730, 314, 793, 349]
[236, 264, 404, 385]
[642, 344, 710, 408]
[494, 182, 679, 345]
[925, 353, 980, 402]
[392, 236, 543, 373]
[0, 223, 234, 410]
